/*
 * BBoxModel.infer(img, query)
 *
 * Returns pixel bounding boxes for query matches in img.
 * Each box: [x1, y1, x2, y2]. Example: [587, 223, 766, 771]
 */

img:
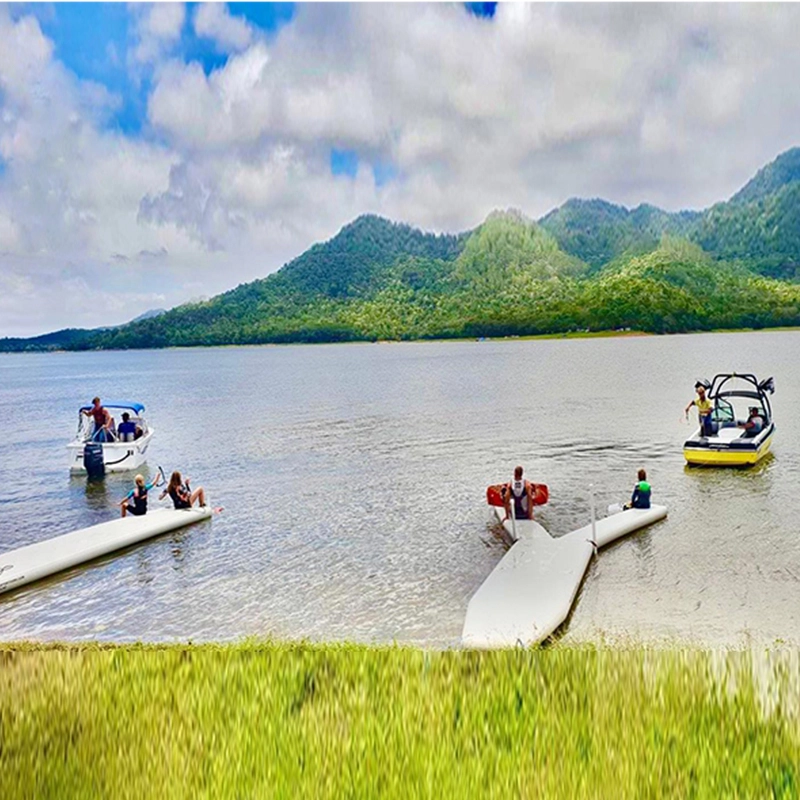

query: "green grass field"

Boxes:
[1, 642, 798, 798]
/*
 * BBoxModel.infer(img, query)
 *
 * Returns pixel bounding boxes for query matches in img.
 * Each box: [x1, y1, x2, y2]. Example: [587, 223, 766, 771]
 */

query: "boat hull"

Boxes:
[67, 430, 153, 473]
[683, 425, 774, 467]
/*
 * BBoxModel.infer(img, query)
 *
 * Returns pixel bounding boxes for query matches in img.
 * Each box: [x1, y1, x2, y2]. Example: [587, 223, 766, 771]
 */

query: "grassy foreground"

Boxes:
[1, 642, 798, 798]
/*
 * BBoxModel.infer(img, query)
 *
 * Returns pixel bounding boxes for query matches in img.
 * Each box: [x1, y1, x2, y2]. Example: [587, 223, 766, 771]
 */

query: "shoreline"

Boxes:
[2, 323, 800, 355]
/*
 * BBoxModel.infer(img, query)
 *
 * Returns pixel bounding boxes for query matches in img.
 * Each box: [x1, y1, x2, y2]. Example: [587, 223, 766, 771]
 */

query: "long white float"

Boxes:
[0, 507, 212, 596]
[462, 504, 667, 648]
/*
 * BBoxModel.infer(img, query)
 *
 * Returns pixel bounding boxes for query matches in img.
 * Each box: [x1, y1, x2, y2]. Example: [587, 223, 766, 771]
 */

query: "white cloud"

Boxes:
[4, 3, 800, 335]
[194, 3, 253, 53]
[129, 3, 186, 65]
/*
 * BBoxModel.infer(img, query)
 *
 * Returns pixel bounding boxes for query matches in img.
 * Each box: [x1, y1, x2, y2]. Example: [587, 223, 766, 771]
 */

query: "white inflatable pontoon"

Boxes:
[462, 504, 667, 648]
[0, 507, 212, 596]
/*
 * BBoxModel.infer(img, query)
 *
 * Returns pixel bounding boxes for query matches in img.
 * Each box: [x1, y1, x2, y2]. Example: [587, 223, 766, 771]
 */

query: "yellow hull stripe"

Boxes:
[684, 432, 773, 466]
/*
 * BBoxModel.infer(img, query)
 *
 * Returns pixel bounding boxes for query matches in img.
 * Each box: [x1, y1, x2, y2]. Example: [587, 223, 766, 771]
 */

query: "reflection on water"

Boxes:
[1, 331, 800, 647]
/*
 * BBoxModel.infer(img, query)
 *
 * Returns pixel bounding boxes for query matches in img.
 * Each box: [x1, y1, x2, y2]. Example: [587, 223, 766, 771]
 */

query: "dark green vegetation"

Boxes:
[5, 148, 800, 351]
[2, 642, 798, 798]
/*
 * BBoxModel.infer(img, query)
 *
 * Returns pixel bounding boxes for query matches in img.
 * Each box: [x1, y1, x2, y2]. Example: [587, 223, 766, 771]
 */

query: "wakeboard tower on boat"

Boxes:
[68, 400, 153, 476]
[683, 374, 775, 466]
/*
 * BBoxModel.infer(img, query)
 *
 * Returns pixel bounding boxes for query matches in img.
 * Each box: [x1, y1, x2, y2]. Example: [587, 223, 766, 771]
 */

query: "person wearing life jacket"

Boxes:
[624, 468, 651, 510]
[160, 470, 206, 510]
[503, 465, 535, 521]
[120, 473, 159, 517]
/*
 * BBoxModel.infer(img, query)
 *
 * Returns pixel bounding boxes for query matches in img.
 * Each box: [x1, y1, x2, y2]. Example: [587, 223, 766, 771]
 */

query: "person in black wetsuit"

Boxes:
[120, 473, 159, 517]
[160, 470, 206, 510]
[502, 465, 535, 521]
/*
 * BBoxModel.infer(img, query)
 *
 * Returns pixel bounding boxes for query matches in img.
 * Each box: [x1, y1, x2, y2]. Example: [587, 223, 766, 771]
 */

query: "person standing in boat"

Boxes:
[684, 382, 713, 438]
[503, 466, 535, 521]
[82, 397, 114, 442]
[120, 473, 161, 517]
[160, 471, 206, 510]
[623, 469, 651, 510]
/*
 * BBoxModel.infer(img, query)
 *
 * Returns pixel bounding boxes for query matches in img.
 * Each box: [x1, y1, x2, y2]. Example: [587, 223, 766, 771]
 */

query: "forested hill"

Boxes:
[540, 147, 800, 280]
[4, 147, 800, 351]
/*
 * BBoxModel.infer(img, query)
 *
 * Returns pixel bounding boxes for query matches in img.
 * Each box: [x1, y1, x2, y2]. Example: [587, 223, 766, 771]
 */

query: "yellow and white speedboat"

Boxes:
[683, 374, 775, 467]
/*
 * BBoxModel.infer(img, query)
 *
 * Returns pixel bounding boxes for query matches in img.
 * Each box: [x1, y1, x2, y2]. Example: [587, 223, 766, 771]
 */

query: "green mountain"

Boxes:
[539, 199, 699, 269]
[539, 148, 800, 280]
[690, 149, 800, 279]
[5, 147, 800, 351]
[729, 147, 800, 205]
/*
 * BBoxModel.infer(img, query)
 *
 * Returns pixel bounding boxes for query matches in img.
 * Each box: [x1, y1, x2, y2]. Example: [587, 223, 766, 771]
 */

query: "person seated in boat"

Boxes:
[623, 469, 651, 510]
[160, 470, 206, 510]
[502, 466, 535, 521]
[738, 407, 765, 438]
[117, 412, 142, 442]
[120, 473, 160, 517]
[684, 383, 713, 438]
[83, 397, 115, 442]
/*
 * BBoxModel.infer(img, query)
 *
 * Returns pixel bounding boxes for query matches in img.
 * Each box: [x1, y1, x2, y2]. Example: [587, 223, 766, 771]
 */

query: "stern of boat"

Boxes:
[68, 429, 154, 473]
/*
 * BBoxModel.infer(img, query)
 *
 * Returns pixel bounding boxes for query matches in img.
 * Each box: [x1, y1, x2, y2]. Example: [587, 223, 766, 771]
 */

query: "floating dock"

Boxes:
[0, 507, 212, 595]
[462, 505, 667, 648]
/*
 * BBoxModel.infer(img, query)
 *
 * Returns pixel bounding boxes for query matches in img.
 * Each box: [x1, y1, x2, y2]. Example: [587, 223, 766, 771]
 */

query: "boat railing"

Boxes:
[74, 410, 149, 444]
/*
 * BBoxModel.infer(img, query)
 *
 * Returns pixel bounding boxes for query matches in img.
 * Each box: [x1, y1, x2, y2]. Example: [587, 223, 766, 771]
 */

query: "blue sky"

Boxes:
[14, 3, 295, 134]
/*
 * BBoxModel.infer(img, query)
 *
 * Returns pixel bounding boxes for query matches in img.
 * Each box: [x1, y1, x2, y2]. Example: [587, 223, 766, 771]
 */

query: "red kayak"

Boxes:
[486, 483, 549, 509]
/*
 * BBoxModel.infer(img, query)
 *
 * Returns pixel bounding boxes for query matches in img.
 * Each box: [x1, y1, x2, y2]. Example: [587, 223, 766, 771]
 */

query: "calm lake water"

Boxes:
[1, 332, 799, 647]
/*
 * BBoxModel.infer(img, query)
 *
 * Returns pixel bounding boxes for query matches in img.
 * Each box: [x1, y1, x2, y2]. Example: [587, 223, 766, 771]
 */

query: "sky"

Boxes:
[2, 3, 800, 337]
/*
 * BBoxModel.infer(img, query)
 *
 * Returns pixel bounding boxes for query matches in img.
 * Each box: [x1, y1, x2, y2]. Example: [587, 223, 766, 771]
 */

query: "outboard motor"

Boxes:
[83, 442, 106, 479]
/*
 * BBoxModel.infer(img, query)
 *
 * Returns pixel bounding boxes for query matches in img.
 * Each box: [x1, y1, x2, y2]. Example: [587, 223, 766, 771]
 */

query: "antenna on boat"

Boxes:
[590, 483, 597, 548]
[509, 501, 518, 542]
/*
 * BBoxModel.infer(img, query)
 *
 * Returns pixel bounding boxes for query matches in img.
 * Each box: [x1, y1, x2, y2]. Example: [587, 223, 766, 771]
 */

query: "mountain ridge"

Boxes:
[5, 147, 800, 351]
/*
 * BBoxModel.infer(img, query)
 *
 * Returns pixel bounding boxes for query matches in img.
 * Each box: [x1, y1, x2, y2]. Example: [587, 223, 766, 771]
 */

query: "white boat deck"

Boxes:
[0, 507, 212, 595]
[462, 504, 667, 648]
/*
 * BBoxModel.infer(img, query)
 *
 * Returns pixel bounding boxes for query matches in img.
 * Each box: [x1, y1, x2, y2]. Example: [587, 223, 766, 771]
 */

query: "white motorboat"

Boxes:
[67, 400, 154, 475]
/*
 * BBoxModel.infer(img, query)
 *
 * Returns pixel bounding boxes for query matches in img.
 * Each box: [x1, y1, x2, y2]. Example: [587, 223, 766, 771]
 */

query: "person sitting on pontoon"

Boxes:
[82, 397, 115, 442]
[738, 407, 765, 438]
[502, 466, 535, 521]
[117, 412, 142, 442]
[120, 473, 161, 517]
[160, 471, 206, 510]
[623, 468, 651, 510]
[684, 383, 713, 438]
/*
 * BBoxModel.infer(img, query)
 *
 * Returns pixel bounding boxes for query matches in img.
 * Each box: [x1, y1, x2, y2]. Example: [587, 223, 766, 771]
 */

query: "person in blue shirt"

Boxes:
[117, 412, 141, 442]
[120, 473, 162, 517]
[623, 468, 651, 510]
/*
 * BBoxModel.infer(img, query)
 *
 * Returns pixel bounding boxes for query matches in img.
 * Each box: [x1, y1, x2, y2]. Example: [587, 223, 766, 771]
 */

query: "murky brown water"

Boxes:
[1, 332, 799, 646]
